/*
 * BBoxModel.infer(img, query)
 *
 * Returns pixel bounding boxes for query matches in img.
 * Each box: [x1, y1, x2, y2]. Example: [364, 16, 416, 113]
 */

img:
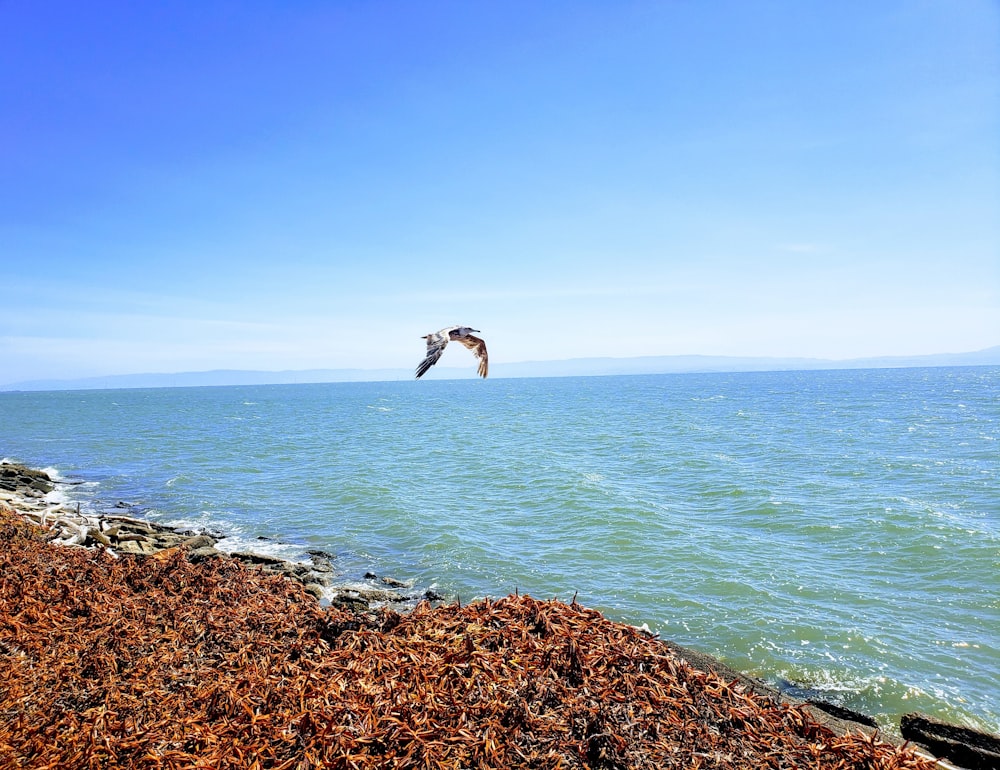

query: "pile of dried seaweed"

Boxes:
[1, 509, 936, 769]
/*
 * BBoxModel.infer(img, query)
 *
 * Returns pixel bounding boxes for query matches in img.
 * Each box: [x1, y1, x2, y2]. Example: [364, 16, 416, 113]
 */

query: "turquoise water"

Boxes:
[2, 367, 998, 733]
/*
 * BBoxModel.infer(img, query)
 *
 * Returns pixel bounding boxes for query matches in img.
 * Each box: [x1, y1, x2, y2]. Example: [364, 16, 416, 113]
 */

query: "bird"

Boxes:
[415, 326, 488, 379]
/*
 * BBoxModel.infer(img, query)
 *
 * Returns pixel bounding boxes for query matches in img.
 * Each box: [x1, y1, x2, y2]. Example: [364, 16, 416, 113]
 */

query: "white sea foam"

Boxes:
[214, 536, 313, 564]
[159, 513, 316, 564]
[43, 487, 73, 507]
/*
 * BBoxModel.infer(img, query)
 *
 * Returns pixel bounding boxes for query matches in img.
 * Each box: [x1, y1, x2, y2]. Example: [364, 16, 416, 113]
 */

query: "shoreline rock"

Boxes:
[0, 460, 422, 613]
[902, 714, 1000, 770]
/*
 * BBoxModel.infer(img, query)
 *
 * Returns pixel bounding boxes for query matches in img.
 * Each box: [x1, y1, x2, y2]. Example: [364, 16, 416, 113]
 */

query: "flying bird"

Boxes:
[415, 326, 489, 379]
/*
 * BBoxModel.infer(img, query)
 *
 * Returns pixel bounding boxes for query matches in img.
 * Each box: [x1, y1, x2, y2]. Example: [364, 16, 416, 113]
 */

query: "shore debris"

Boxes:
[0, 506, 941, 770]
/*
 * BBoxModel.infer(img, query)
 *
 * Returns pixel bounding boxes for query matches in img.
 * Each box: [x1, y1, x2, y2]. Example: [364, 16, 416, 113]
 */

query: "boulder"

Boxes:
[187, 546, 223, 563]
[0, 463, 55, 495]
[230, 551, 289, 567]
[180, 534, 217, 550]
[329, 593, 370, 613]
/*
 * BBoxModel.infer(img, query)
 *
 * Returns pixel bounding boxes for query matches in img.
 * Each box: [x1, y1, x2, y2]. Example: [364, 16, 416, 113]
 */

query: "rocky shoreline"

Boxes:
[0, 460, 438, 614]
[3, 459, 998, 768]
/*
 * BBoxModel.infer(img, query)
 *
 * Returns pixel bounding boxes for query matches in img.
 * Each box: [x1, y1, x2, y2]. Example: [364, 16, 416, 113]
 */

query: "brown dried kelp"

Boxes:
[0, 510, 938, 769]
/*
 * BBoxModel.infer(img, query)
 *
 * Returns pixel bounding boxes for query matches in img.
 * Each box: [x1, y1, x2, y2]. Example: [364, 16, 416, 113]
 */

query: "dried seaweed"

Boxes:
[0, 510, 938, 769]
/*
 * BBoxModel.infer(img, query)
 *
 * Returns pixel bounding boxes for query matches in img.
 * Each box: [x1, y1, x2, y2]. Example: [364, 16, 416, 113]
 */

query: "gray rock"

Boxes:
[230, 551, 288, 567]
[351, 586, 413, 603]
[302, 570, 336, 588]
[187, 546, 222, 563]
[116, 539, 152, 555]
[329, 593, 370, 612]
[180, 534, 217, 550]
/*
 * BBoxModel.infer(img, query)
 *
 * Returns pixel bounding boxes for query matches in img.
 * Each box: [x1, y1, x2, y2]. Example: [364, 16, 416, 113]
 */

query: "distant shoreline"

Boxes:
[3, 347, 998, 391]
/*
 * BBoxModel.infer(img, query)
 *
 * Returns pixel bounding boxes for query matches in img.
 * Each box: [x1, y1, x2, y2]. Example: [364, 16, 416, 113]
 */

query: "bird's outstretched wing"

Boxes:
[457, 334, 488, 378]
[415, 333, 450, 378]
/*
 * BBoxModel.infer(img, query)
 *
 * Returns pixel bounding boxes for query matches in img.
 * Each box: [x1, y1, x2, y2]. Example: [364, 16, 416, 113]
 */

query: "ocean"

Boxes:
[2, 366, 997, 734]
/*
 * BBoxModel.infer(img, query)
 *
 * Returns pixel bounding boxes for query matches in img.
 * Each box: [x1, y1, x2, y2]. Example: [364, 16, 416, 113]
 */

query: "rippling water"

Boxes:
[2, 366, 997, 733]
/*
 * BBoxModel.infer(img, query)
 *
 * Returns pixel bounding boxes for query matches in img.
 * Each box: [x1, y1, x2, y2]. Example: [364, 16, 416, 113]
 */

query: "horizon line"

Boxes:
[3, 345, 999, 392]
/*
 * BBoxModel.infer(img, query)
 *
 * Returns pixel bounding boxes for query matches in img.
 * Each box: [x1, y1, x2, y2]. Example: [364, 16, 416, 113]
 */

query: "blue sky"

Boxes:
[2, 1, 998, 383]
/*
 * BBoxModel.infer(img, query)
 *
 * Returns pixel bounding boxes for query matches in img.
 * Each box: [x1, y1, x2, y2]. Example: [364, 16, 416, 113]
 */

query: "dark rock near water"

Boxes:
[775, 678, 878, 728]
[328, 593, 370, 613]
[230, 551, 288, 567]
[1, 463, 55, 495]
[902, 713, 1000, 770]
[307, 549, 335, 560]
[806, 700, 879, 729]
[364, 571, 413, 589]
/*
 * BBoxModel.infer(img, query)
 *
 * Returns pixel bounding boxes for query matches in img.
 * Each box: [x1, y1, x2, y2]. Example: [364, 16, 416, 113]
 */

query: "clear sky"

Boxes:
[2, 1, 998, 383]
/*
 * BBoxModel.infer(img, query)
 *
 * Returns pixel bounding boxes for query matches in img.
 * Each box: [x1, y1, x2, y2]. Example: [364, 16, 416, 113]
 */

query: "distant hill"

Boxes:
[1, 368, 411, 392]
[3, 346, 999, 392]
